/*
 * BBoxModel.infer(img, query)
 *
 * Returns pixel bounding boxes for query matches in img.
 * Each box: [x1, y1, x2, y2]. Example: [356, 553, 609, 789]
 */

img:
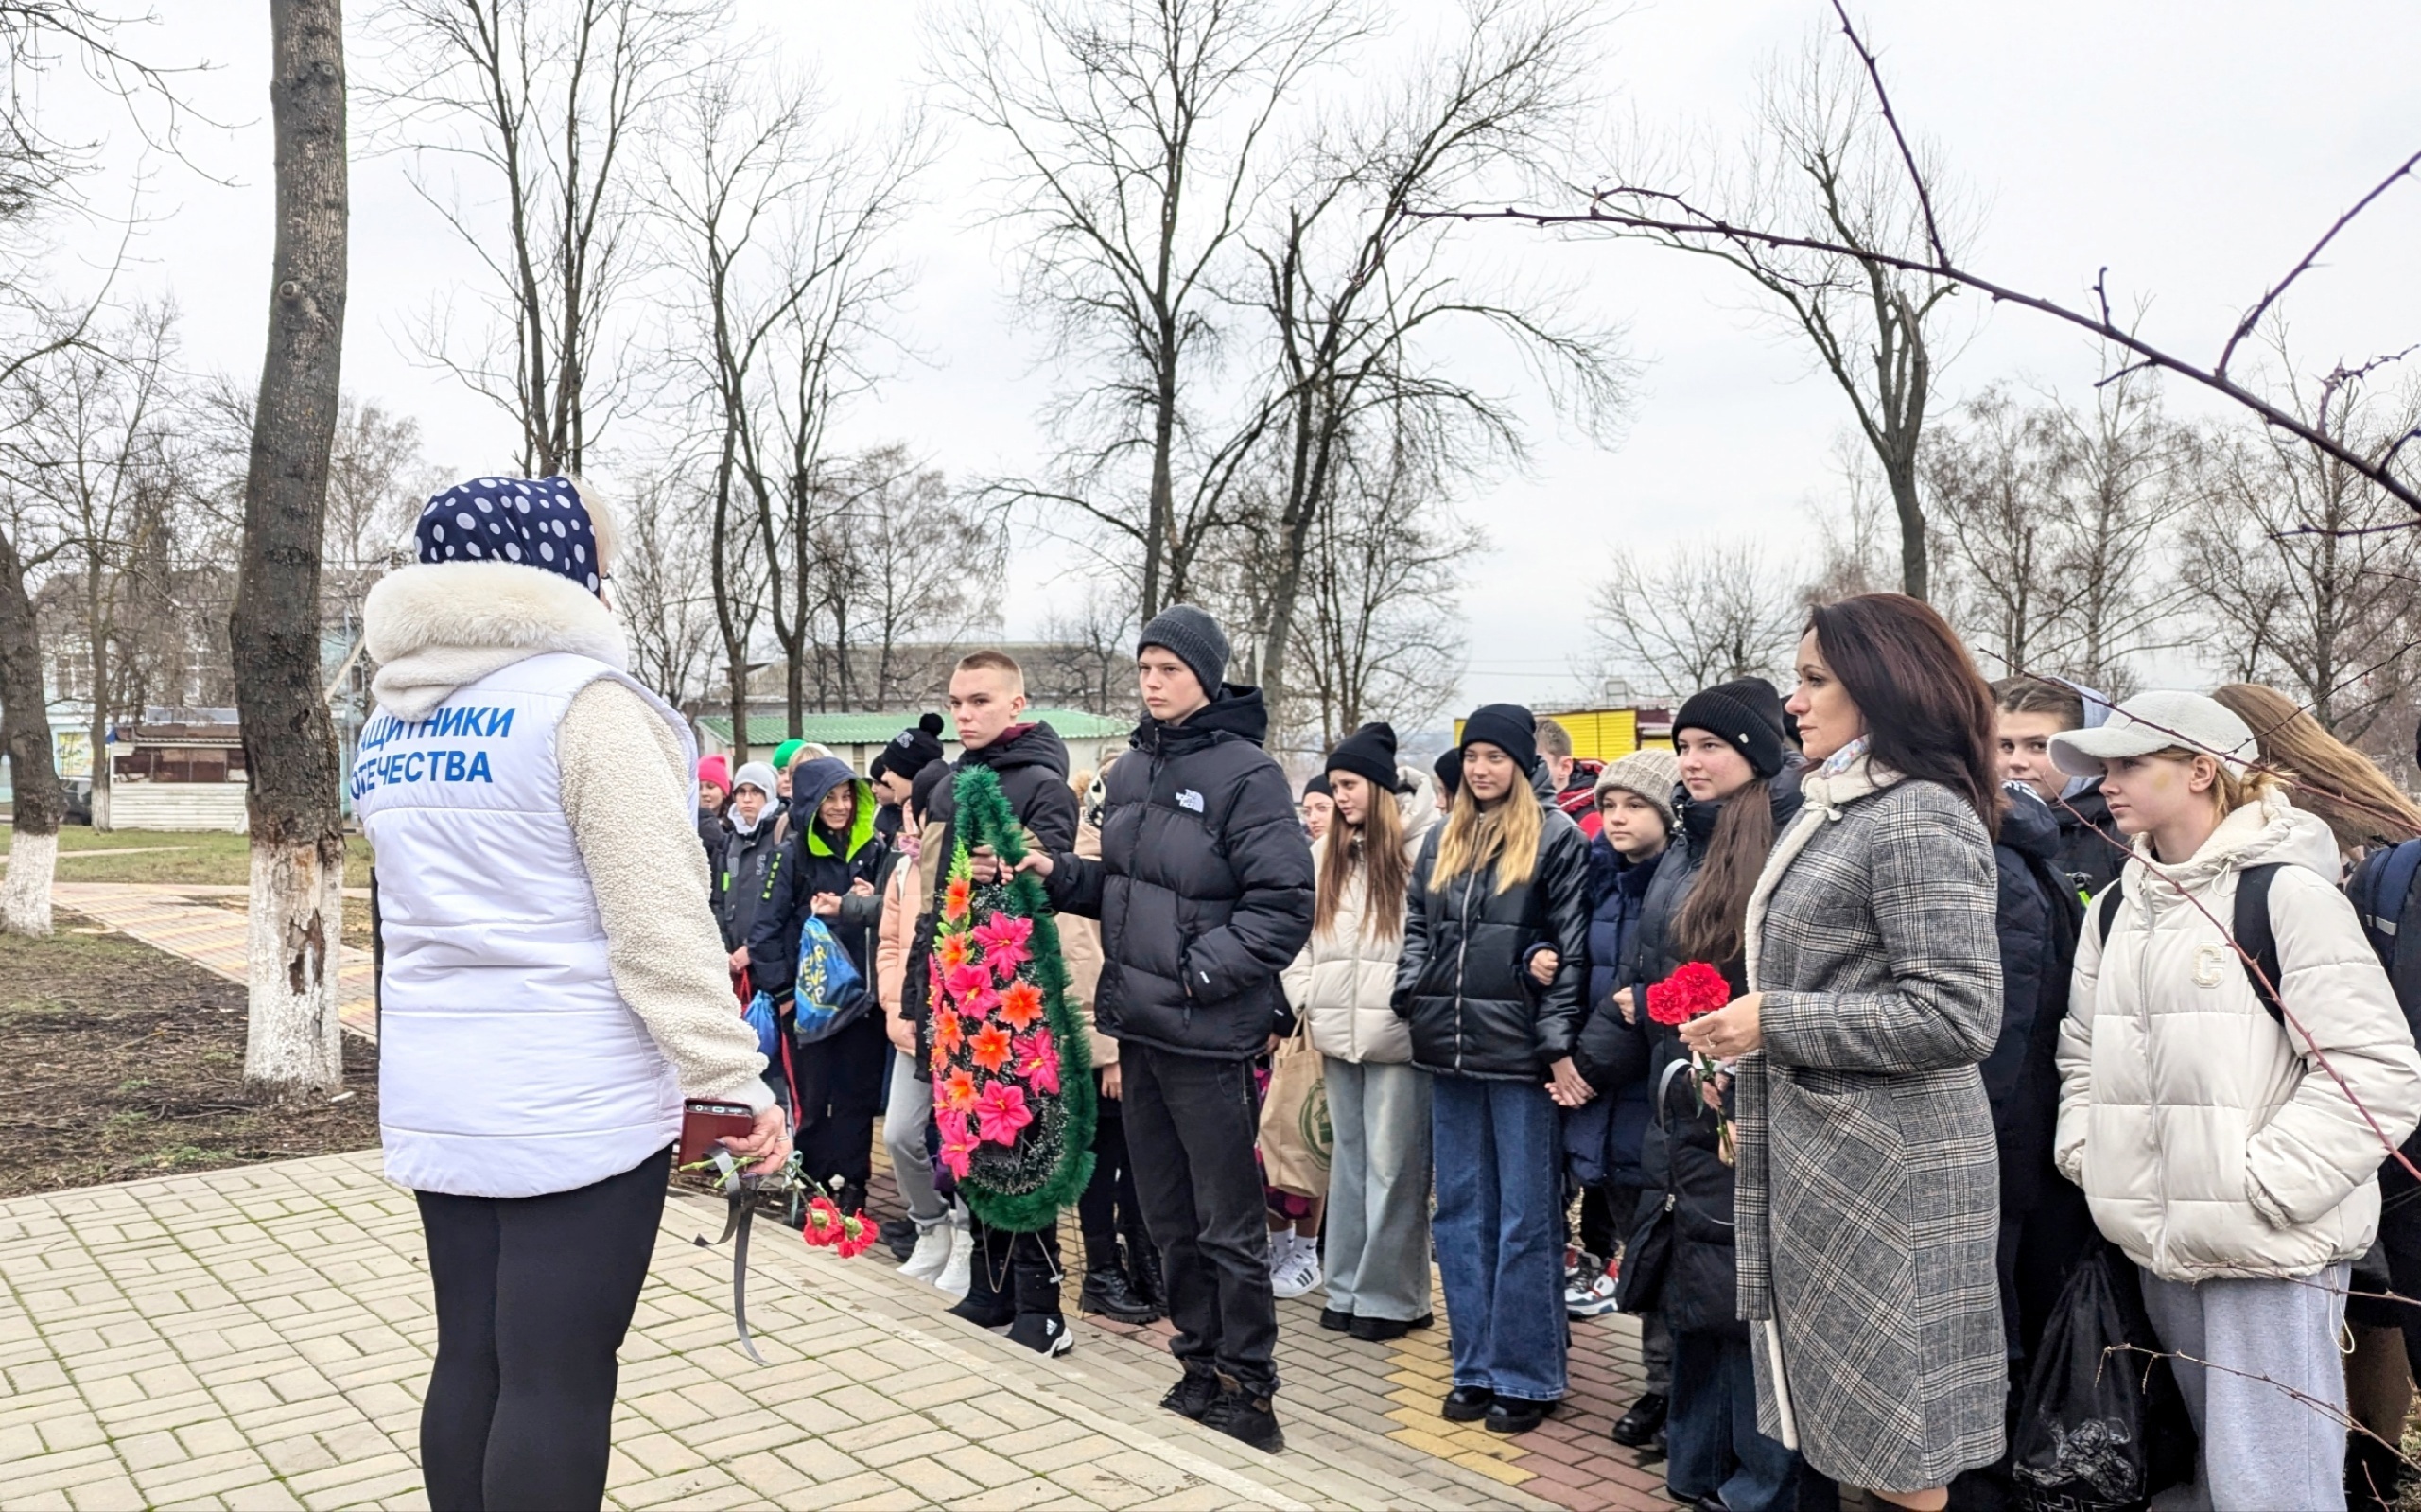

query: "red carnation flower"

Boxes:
[1646, 961, 1732, 1026]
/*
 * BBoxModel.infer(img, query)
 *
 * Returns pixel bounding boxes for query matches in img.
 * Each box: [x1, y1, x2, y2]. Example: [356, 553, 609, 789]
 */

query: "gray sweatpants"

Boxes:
[2137, 1262, 2350, 1512]
[880, 1050, 943, 1224]
[1323, 1057, 1434, 1323]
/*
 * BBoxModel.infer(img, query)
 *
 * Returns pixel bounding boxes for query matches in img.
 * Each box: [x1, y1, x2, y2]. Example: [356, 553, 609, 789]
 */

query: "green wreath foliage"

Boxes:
[924, 764, 1097, 1233]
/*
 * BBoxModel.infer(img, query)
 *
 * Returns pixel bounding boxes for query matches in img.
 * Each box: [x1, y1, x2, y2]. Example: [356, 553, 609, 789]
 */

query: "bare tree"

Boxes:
[1599, 33, 1965, 600]
[1800, 433, 1896, 604]
[324, 396, 431, 570]
[936, 0, 1358, 622]
[1437, 5, 2421, 529]
[1236, 0, 1625, 726]
[0, 301, 179, 829]
[1290, 424, 1473, 748]
[612, 466, 719, 715]
[1589, 537, 1803, 700]
[228, 0, 348, 1098]
[0, 482, 64, 931]
[802, 446, 1000, 710]
[2183, 346, 2421, 740]
[1036, 584, 1134, 716]
[374, 0, 716, 473]
[1925, 386, 2056, 675]
[651, 59, 921, 739]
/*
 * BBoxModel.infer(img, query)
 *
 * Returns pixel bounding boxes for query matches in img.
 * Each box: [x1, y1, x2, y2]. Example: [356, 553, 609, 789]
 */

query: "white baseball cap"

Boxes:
[2047, 690, 2256, 778]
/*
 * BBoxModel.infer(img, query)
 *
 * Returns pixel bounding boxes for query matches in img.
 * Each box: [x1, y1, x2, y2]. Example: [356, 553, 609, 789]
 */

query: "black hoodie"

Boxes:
[1046, 686, 1315, 1060]
[1983, 783, 2084, 1219]
[902, 722, 1080, 1032]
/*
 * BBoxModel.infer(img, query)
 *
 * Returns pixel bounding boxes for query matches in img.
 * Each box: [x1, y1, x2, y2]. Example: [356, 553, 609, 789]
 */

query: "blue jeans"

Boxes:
[1666, 1329, 1799, 1512]
[1431, 1073, 1565, 1403]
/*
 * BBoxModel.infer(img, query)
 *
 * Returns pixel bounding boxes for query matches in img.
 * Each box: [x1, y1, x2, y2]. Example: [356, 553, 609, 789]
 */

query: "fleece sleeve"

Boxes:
[557, 680, 773, 1112]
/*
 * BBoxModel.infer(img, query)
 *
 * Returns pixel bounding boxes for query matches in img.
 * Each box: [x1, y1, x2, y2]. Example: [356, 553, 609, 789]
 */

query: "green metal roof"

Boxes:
[694, 708, 1132, 744]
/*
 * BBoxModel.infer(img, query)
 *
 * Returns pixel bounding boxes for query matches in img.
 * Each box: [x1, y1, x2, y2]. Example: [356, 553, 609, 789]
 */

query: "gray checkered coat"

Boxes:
[1736, 776, 2007, 1492]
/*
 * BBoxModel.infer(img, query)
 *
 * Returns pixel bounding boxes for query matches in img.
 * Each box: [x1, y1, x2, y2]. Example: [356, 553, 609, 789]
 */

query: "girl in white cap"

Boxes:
[2052, 689, 2421, 1512]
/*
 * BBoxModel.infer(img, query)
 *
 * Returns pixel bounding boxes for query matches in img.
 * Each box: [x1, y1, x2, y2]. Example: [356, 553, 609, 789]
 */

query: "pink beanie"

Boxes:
[697, 754, 730, 791]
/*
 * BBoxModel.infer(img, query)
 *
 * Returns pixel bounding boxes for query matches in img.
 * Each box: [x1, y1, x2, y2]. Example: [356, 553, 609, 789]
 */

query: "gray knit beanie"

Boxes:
[1139, 603, 1230, 697]
[1594, 748, 1681, 834]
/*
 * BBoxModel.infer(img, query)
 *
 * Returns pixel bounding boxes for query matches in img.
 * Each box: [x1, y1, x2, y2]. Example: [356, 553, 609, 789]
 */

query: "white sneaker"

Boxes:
[935, 1209, 972, 1297]
[901, 1219, 953, 1285]
[1271, 1243, 1322, 1300]
[1265, 1230, 1299, 1280]
[1566, 1263, 1620, 1317]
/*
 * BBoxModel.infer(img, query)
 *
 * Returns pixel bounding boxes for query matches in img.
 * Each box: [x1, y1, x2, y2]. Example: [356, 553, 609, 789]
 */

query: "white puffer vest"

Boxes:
[355, 650, 695, 1199]
[1283, 771, 1438, 1064]
[2056, 791, 2421, 1281]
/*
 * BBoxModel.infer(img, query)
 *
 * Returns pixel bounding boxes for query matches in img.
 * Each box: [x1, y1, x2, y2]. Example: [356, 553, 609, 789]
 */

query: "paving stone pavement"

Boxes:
[51, 883, 378, 1039]
[0, 1152, 1679, 1510]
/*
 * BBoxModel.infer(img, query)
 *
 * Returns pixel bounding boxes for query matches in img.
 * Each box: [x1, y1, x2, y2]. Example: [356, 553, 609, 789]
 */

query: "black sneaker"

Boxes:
[1160, 1368, 1222, 1420]
[1611, 1390, 1667, 1447]
[1200, 1387, 1285, 1454]
[879, 1216, 919, 1262]
[1484, 1397, 1552, 1435]
[947, 1292, 1014, 1329]
[1006, 1312, 1074, 1358]
[1349, 1312, 1434, 1342]
[1440, 1384, 1493, 1422]
[1078, 1264, 1163, 1325]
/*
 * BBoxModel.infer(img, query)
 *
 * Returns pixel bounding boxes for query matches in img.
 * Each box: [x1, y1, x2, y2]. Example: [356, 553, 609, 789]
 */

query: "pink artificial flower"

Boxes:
[1016, 1031, 1062, 1096]
[973, 912, 1034, 980]
[937, 1120, 977, 1180]
[975, 1081, 1034, 1146]
[944, 964, 993, 1004]
[959, 986, 1002, 1024]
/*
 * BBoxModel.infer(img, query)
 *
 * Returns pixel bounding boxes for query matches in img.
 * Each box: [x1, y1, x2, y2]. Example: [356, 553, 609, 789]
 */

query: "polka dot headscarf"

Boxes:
[414, 475, 601, 594]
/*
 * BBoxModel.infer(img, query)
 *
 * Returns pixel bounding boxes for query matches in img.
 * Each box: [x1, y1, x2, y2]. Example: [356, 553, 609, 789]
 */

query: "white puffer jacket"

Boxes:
[2056, 791, 2421, 1281]
[1283, 770, 1437, 1064]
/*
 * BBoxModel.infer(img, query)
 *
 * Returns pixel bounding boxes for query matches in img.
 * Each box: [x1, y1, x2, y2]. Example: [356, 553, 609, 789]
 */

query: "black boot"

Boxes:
[1080, 1263, 1162, 1324]
[1125, 1225, 1165, 1311]
[948, 1221, 1014, 1328]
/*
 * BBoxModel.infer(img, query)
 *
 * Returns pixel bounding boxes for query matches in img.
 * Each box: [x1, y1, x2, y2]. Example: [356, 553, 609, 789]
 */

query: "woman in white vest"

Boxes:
[357, 475, 785, 1512]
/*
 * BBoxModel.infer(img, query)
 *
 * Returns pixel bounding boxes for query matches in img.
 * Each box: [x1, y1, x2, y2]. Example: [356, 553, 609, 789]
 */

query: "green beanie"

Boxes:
[772, 739, 806, 772]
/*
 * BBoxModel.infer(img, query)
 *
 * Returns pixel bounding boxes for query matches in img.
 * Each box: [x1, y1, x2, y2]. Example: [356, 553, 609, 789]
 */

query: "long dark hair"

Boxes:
[1671, 774, 1774, 969]
[1805, 593, 1999, 831]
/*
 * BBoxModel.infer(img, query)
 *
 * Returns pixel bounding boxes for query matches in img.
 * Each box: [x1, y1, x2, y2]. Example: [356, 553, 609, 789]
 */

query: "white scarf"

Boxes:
[1742, 739, 1900, 990]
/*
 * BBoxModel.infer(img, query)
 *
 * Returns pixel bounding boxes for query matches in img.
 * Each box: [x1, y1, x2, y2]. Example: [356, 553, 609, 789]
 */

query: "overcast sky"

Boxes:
[50, 0, 2421, 713]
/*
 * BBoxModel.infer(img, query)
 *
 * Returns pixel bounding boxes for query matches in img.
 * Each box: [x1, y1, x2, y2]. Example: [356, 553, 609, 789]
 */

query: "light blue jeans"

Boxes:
[1431, 1073, 1565, 1403]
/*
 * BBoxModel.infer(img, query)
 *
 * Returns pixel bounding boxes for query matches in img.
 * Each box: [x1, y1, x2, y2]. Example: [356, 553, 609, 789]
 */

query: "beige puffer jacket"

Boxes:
[1282, 769, 1438, 1065]
[2056, 791, 2421, 1281]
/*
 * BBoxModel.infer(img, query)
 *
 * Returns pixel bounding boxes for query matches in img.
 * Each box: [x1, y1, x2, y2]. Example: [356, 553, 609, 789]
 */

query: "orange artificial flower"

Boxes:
[933, 1012, 965, 1055]
[937, 931, 974, 972]
[943, 875, 973, 923]
[998, 980, 1045, 1032]
[971, 1024, 1013, 1072]
[942, 1069, 979, 1112]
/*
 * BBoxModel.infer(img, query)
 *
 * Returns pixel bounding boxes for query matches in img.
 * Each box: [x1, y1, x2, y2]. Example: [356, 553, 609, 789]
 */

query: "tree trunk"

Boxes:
[1887, 451, 1927, 602]
[1141, 328, 1178, 622]
[0, 527, 61, 936]
[230, 0, 350, 1100]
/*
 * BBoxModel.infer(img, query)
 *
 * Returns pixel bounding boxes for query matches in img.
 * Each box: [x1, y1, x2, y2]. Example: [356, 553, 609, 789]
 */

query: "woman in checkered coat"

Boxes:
[1679, 594, 2007, 1510]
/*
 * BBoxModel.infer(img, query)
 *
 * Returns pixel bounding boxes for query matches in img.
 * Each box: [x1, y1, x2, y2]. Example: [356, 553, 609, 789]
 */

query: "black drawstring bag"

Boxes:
[2012, 1243, 2198, 1511]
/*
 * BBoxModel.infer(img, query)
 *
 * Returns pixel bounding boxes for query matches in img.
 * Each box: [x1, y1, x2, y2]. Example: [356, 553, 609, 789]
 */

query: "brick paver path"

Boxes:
[52, 883, 377, 1038]
[0, 1153, 1681, 1510]
[25, 886, 1676, 1509]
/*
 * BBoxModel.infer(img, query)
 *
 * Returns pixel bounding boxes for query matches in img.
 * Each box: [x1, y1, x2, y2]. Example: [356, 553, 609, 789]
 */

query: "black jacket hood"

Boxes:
[965, 720, 1071, 779]
[1134, 685, 1268, 756]
[1998, 783, 2061, 864]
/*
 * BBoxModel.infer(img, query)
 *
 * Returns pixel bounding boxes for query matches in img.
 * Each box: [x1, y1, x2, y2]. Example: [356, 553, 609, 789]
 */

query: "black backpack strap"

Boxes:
[2234, 863, 2286, 1028]
[2093, 878, 2125, 947]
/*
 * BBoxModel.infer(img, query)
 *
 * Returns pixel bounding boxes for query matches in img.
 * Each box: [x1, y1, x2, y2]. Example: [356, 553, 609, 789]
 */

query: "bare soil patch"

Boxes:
[0, 913, 379, 1198]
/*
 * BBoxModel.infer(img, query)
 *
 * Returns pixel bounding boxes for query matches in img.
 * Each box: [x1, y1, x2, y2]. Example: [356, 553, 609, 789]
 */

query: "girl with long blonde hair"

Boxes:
[1391, 705, 1592, 1434]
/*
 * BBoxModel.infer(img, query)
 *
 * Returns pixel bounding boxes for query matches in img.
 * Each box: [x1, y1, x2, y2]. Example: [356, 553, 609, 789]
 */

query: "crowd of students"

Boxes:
[693, 594, 2421, 1511]
[363, 470, 2421, 1512]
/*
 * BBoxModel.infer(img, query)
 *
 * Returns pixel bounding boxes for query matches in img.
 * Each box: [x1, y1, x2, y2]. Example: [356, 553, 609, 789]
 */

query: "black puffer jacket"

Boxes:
[1391, 798, 1590, 1081]
[903, 723, 1079, 1030]
[1982, 784, 2082, 1220]
[1047, 687, 1315, 1060]
[711, 818, 783, 955]
[2054, 779, 2126, 899]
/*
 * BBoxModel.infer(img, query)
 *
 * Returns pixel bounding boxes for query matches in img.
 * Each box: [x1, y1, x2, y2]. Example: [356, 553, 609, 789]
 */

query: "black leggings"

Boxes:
[416, 1147, 669, 1512]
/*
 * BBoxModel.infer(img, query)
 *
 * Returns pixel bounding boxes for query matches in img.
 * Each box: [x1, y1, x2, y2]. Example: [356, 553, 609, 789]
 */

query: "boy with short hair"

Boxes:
[1991, 674, 2124, 896]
